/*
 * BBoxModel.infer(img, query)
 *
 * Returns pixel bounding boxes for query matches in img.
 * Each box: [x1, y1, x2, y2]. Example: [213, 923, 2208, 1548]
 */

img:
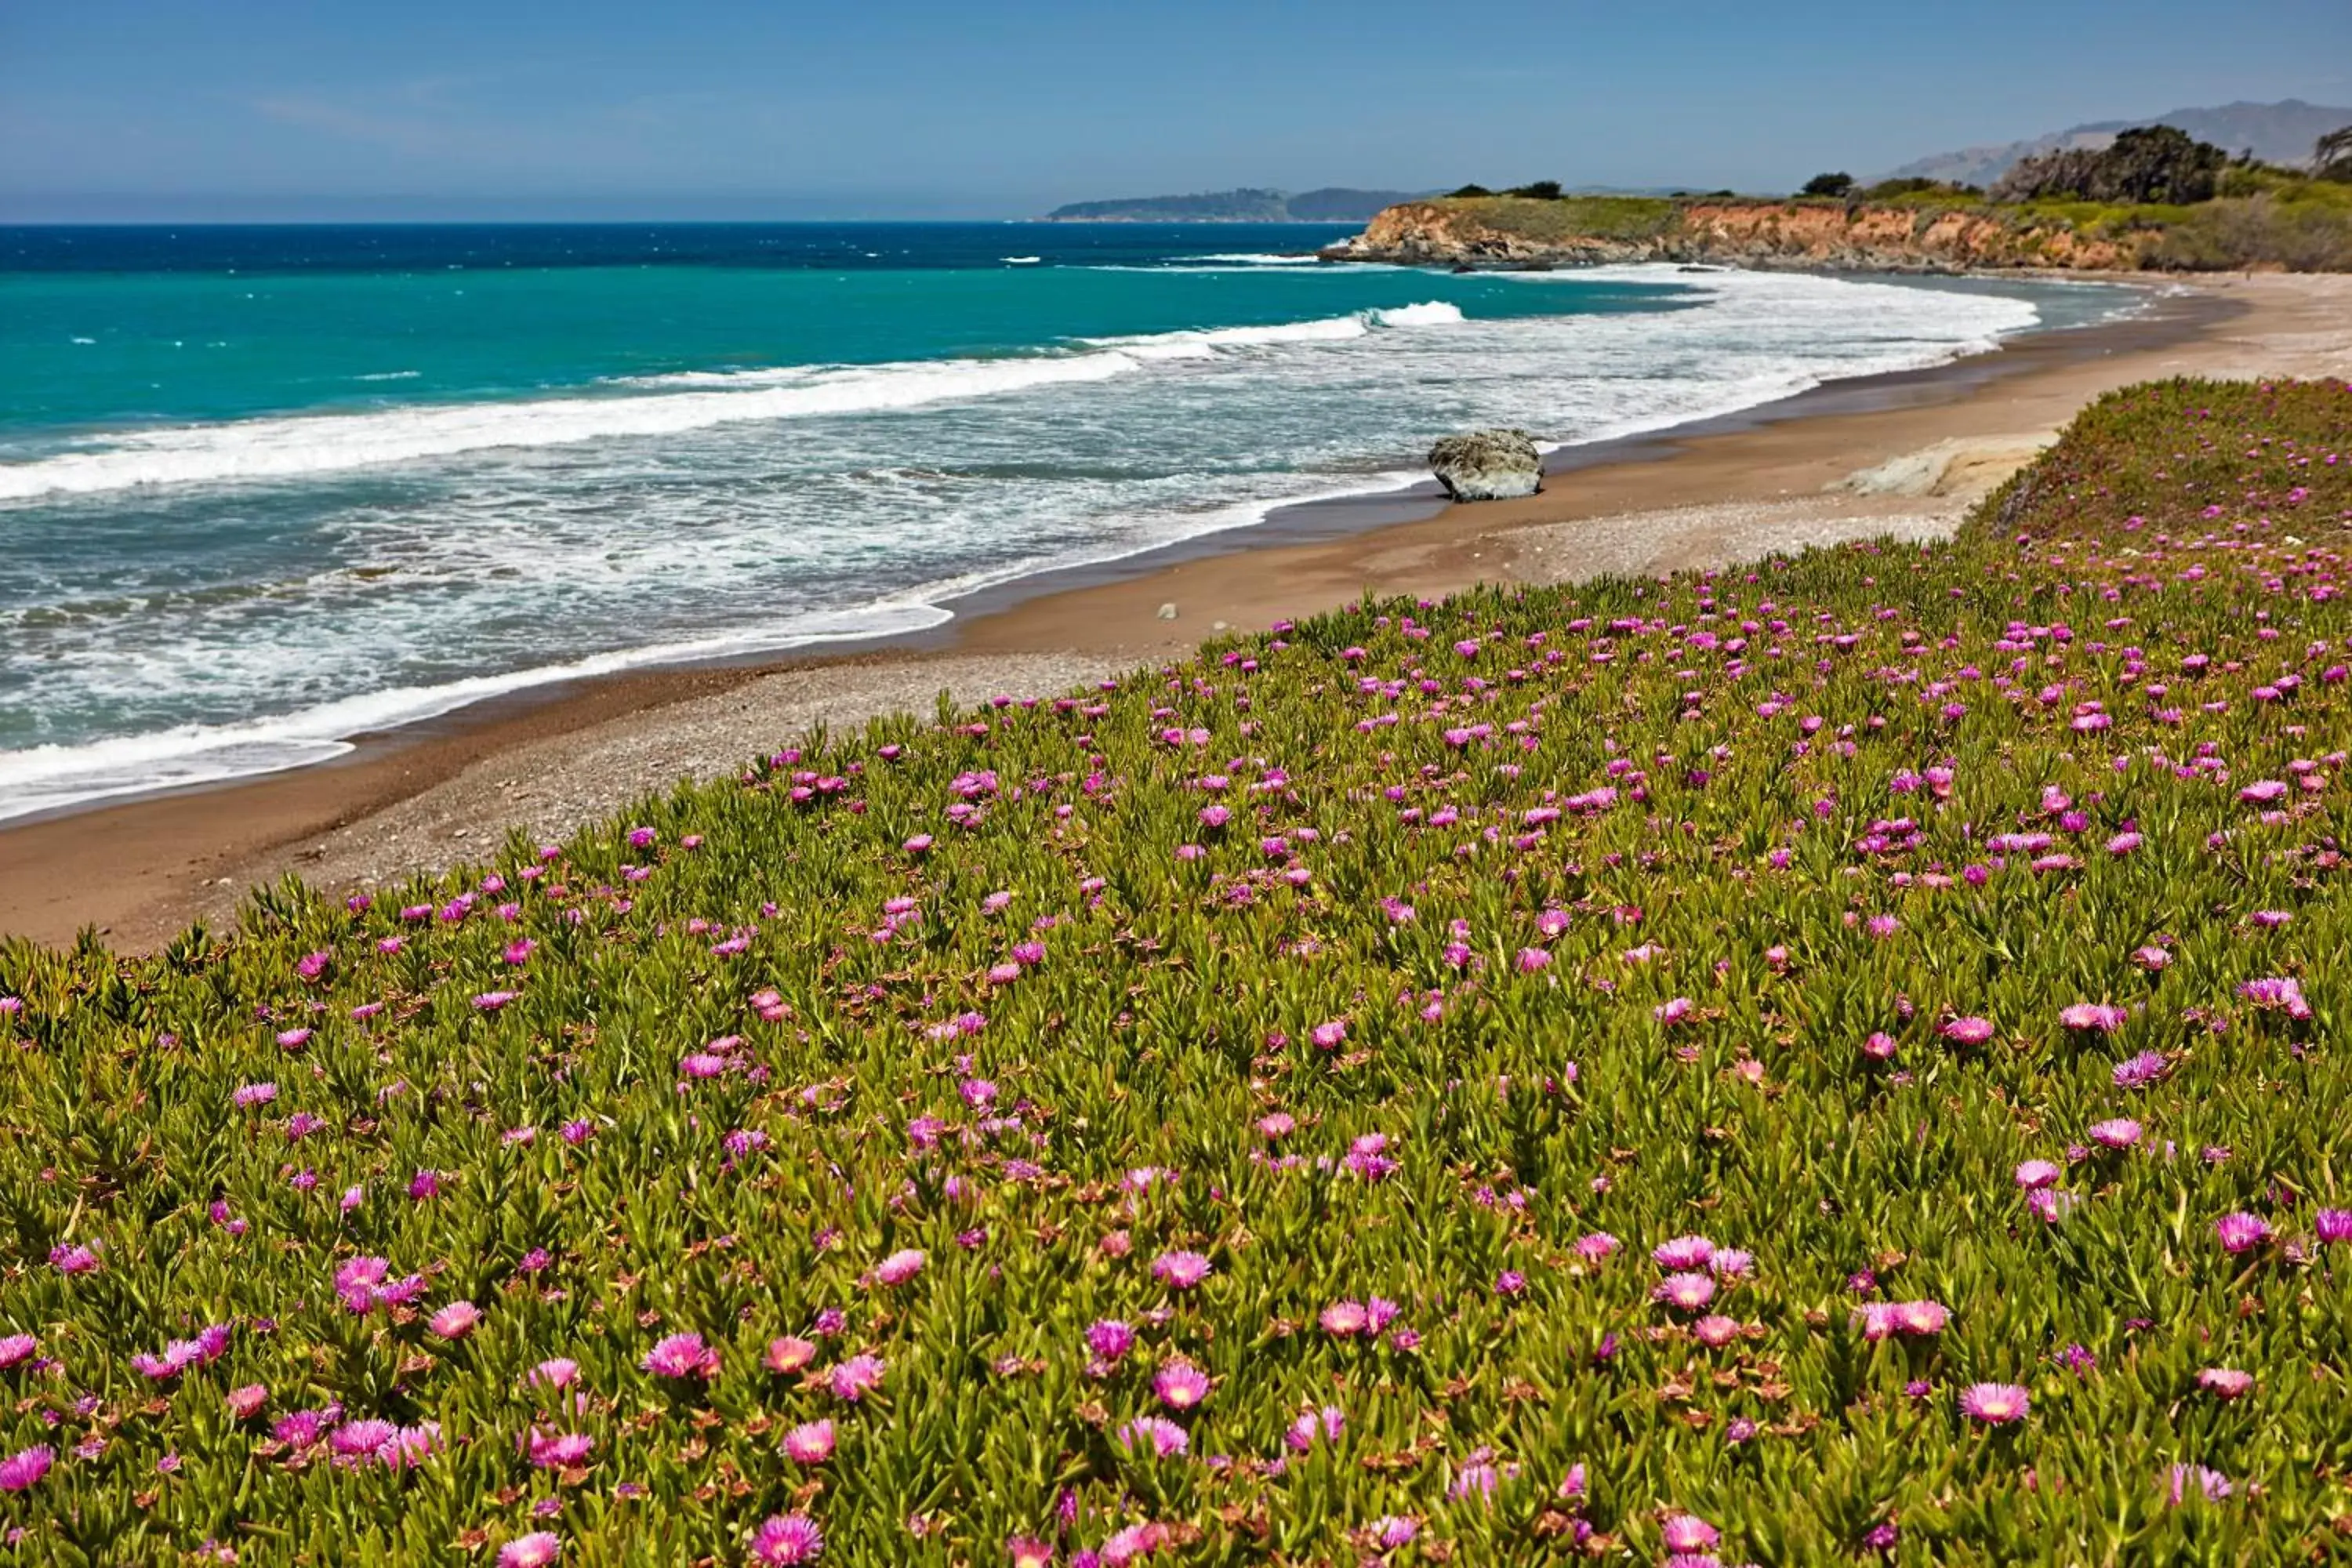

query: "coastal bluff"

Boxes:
[1322, 196, 2136, 272]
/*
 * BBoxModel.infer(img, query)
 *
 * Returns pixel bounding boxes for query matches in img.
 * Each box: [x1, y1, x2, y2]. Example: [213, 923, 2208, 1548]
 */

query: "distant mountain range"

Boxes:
[1043, 187, 1429, 223]
[1882, 99, 2352, 188]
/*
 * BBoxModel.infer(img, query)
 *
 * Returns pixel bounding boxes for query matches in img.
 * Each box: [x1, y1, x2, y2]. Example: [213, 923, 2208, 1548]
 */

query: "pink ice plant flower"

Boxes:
[781, 1419, 836, 1465]
[2215, 1212, 2273, 1254]
[748, 1513, 825, 1566]
[1151, 1250, 1213, 1290]
[1152, 1361, 1210, 1411]
[826, 1353, 886, 1402]
[0, 1446, 53, 1492]
[1958, 1382, 2031, 1425]
[497, 1533, 563, 1568]
[873, 1247, 925, 1287]
[2198, 1367, 2255, 1399]
[641, 1332, 720, 1380]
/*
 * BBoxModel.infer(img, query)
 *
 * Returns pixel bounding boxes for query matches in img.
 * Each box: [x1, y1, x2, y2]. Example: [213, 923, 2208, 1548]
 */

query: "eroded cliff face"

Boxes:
[1325, 201, 2140, 271]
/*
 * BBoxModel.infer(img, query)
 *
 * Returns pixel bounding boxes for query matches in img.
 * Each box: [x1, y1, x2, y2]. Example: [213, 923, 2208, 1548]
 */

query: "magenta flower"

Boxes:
[641, 1332, 719, 1380]
[1661, 1515, 1721, 1553]
[2111, 1051, 2169, 1088]
[0, 1334, 39, 1371]
[873, 1248, 925, 1287]
[1957, 1382, 2031, 1425]
[1576, 1231, 1621, 1261]
[528, 1430, 593, 1470]
[1693, 1315, 1743, 1348]
[781, 1419, 836, 1465]
[2060, 1002, 2126, 1033]
[764, 1336, 818, 1374]
[748, 1512, 825, 1566]
[2238, 976, 2312, 1019]
[826, 1353, 886, 1402]
[1653, 1234, 1715, 1270]
[1151, 1250, 1213, 1290]
[1653, 996, 1694, 1025]
[1085, 1319, 1134, 1361]
[2316, 1209, 2352, 1243]
[1653, 1272, 1716, 1312]
[531, 1356, 580, 1389]
[0, 1446, 52, 1492]
[2088, 1117, 2143, 1149]
[1894, 1300, 1951, 1336]
[1710, 1248, 1755, 1278]
[2166, 1465, 2234, 1506]
[1319, 1301, 1370, 1336]
[2214, 1212, 2272, 1254]
[429, 1301, 481, 1341]
[1284, 1403, 1345, 1450]
[2198, 1367, 2254, 1399]
[1118, 1414, 1189, 1458]
[2015, 1159, 2060, 1189]
[497, 1533, 564, 1568]
[49, 1243, 100, 1276]
[1940, 1016, 1995, 1045]
[1151, 1361, 1210, 1410]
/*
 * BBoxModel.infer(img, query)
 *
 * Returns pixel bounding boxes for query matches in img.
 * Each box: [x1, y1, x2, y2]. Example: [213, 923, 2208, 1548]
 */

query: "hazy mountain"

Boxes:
[1882, 99, 2352, 187]
[1044, 187, 1425, 223]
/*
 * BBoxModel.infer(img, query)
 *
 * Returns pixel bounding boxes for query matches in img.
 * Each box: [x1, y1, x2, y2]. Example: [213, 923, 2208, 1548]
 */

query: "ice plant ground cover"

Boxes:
[2, 376, 2350, 1565]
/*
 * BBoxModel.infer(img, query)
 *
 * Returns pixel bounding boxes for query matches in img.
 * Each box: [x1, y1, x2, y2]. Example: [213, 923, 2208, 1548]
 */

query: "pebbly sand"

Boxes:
[5, 270, 2350, 952]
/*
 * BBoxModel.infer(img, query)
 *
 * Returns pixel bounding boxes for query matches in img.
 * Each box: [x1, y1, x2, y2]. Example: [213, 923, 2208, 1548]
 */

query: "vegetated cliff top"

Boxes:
[1043, 187, 1428, 222]
[1334, 165, 2352, 272]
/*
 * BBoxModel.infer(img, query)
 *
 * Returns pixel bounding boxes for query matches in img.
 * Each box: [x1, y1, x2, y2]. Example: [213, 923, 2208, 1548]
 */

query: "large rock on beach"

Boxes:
[1428, 429, 1541, 502]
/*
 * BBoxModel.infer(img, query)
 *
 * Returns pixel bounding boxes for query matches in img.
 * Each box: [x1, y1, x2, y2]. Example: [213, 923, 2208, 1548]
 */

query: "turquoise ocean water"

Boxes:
[0, 223, 2132, 818]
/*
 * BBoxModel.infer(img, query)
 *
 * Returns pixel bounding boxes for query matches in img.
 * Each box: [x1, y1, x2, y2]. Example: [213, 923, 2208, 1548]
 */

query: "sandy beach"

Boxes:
[5, 269, 2348, 952]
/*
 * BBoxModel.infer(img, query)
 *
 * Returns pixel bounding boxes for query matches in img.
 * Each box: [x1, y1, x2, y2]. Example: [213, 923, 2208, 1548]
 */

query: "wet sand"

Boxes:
[6, 270, 2349, 952]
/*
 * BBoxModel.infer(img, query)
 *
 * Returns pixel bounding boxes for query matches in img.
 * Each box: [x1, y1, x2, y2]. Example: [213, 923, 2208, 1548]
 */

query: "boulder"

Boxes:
[1428, 429, 1541, 502]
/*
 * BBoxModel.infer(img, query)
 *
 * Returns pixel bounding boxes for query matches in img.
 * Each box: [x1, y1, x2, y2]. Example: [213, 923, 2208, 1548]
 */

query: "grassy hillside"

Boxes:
[2, 379, 2350, 1563]
[1417, 195, 1680, 243]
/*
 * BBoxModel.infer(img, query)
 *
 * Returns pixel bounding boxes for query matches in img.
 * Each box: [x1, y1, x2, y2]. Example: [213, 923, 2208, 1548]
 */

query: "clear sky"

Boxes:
[5, 0, 2349, 221]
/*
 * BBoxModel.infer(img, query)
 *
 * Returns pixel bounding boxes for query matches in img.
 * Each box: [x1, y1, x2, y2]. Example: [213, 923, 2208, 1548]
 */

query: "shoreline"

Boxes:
[5, 269, 2348, 951]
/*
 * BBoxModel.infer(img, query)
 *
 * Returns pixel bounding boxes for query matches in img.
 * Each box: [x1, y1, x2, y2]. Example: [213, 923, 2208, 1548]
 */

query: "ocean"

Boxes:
[0, 223, 2135, 822]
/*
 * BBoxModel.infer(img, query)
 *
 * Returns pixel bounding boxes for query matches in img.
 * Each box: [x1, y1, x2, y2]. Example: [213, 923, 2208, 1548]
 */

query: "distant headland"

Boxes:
[1040, 187, 1430, 223]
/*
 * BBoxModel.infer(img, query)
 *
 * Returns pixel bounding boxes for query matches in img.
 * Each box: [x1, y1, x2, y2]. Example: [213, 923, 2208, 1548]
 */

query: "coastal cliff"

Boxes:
[1323, 196, 2139, 271]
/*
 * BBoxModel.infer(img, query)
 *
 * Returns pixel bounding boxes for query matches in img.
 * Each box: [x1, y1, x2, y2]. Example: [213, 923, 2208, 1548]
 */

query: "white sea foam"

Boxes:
[1370, 300, 1465, 328]
[0, 599, 956, 822]
[0, 305, 1473, 500]
[0, 353, 1141, 501]
[1178, 252, 1323, 266]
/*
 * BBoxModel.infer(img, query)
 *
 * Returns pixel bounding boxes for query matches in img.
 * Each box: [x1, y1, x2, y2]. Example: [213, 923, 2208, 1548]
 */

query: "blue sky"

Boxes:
[4, 0, 2348, 220]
